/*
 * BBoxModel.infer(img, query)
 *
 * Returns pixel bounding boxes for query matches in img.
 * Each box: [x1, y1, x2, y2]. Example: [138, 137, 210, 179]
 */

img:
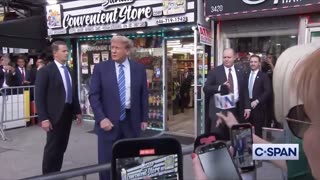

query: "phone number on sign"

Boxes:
[156, 17, 187, 24]
[211, 5, 223, 13]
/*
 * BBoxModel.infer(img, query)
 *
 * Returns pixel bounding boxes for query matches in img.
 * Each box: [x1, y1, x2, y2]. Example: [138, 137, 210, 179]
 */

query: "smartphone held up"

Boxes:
[111, 138, 183, 180]
[231, 123, 255, 171]
[195, 141, 242, 180]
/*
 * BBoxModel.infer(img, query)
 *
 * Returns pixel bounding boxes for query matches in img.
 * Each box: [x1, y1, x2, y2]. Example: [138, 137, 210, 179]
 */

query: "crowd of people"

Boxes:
[1, 35, 317, 180]
[194, 43, 320, 180]
[0, 54, 46, 90]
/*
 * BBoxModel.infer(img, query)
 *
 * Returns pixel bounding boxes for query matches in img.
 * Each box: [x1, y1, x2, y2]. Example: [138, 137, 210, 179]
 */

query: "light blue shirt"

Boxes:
[54, 60, 72, 103]
[115, 59, 131, 109]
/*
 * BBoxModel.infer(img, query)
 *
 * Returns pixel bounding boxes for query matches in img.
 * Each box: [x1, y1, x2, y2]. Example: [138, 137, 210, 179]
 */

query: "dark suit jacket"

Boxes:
[35, 62, 81, 125]
[14, 67, 31, 86]
[246, 70, 271, 108]
[0, 66, 18, 88]
[29, 67, 37, 85]
[89, 60, 149, 141]
[204, 65, 250, 123]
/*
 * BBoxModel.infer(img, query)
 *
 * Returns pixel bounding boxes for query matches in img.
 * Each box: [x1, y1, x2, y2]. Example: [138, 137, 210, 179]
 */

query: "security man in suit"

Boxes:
[89, 36, 149, 180]
[35, 41, 82, 174]
[246, 55, 271, 137]
[203, 48, 251, 140]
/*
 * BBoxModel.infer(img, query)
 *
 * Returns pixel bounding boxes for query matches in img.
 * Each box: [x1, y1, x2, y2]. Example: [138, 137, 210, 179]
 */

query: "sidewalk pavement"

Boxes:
[0, 121, 284, 180]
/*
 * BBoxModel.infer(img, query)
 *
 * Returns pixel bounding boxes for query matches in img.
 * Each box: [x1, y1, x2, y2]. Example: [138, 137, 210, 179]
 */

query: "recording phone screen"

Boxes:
[115, 154, 179, 180]
[231, 127, 254, 168]
[198, 147, 242, 180]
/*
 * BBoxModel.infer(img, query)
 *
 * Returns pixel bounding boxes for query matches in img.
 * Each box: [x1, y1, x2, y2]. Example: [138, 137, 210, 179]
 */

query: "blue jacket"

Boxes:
[89, 60, 149, 140]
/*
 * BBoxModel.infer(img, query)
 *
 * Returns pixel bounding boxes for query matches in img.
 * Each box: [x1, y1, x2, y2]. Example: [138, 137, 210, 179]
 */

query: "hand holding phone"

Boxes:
[231, 123, 255, 171]
[195, 141, 242, 180]
[112, 138, 183, 180]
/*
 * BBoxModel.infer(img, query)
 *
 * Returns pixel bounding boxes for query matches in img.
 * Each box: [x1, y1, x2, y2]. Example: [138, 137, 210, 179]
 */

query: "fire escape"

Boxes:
[0, 0, 43, 21]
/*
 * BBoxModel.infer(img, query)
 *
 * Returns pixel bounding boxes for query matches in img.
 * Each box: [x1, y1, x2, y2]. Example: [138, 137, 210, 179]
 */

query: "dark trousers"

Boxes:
[42, 104, 73, 174]
[248, 101, 266, 138]
[98, 110, 135, 180]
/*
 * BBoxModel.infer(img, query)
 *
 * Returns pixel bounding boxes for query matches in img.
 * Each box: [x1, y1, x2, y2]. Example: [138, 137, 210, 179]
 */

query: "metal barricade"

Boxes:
[21, 145, 194, 180]
[0, 85, 37, 141]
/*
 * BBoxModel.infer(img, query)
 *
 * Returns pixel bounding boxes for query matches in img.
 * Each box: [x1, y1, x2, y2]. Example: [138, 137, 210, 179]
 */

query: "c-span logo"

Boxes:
[253, 144, 299, 160]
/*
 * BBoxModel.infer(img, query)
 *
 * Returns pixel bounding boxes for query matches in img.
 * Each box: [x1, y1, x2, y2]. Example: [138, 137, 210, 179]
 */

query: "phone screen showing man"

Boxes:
[231, 127, 254, 169]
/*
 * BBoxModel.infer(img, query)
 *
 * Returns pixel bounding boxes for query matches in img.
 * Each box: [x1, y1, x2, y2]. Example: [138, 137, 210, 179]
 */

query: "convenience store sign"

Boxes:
[46, 0, 195, 36]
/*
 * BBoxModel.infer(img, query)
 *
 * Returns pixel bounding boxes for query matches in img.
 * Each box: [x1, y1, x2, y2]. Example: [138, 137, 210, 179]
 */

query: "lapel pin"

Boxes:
[257, 76, 259, 79]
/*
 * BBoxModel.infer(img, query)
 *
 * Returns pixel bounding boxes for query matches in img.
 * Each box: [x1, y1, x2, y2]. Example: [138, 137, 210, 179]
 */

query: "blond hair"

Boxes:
[293, 48, 320, 123]
[273, 43, 320, 123]
[111, 35, 133, 50]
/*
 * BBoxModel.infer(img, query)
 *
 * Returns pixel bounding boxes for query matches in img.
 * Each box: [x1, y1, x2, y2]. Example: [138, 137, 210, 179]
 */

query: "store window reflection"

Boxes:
[228, 35, 297, 75]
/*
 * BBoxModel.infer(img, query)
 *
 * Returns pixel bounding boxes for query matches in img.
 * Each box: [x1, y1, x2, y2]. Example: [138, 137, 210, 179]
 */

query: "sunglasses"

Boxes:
[285, 104, 311, 139]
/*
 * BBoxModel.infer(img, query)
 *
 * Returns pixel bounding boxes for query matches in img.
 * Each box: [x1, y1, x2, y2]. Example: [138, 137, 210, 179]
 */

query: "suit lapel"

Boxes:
[51, 62, 64, 88]
[253, 71, 261, 92]
[129, 60, 137, 102]
[110, 60, 119, 97]
[67, 66, 76, 94]
[220, 65, 227, 82]
[235, 67, 241, 85]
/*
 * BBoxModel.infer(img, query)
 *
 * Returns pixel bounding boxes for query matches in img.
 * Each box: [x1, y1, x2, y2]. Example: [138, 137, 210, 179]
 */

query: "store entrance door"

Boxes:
[306, 27, 320, 43]
[166, 37, 196, 137]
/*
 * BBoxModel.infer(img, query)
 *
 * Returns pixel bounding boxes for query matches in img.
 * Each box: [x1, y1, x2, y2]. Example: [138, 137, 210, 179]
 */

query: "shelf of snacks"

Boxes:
[131, 47, 164, 130]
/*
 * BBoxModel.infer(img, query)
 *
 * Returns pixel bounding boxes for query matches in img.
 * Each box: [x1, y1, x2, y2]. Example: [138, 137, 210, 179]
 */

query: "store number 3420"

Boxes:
[211, 5, 223, 13]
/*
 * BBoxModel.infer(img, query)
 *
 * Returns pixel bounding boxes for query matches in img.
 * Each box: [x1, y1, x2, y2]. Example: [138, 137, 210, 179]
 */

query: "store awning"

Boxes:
[205, 0, 320, 21]
[0, 16, 47, 50]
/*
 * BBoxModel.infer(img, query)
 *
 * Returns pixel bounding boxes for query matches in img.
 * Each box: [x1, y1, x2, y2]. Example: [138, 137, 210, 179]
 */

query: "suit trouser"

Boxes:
[98, 110, 136, 180]
[42, 104, 73, 174]
[248, 102, 266, 138]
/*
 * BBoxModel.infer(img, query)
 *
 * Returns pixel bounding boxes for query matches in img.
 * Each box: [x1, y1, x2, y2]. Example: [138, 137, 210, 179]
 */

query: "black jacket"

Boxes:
[204, 65, 250, 121]
[245, 70, 271, 107]
[35, 62, 81, 124]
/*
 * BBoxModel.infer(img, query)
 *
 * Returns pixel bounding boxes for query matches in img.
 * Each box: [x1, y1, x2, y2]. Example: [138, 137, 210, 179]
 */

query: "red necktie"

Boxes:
[228, 68, 234, 93]
[21, 68, 25, 81]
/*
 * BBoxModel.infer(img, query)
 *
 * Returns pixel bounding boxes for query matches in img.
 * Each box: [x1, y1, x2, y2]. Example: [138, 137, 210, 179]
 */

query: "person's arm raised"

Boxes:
[216, 112, 287, 172]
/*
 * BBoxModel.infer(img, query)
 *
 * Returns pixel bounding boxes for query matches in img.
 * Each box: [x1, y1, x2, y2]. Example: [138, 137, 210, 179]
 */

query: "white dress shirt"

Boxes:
[248, 69, 259, 99]
[2, 69, 8, 88]
[18, 67, 25, 81]
[224, 65, 239, 102]
[54, 60, 72, 103]
[115, 59, 131, 109]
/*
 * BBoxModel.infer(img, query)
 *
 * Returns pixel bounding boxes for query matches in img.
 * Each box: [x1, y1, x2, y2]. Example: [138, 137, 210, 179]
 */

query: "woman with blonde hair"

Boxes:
[192, 43, 320, 180]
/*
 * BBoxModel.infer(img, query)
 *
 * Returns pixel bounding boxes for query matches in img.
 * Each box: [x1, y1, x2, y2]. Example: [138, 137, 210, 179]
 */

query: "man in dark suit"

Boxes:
[30, 57, 45, 85]
[203, 48, 251, 140]
[89, 35, 149, 180]
[35, 41, 82, 174]
[180, 68, 192, 112]
[246, 55, 271, 138]
[15, 55, 31, 86]
[0, 55, 16, 89]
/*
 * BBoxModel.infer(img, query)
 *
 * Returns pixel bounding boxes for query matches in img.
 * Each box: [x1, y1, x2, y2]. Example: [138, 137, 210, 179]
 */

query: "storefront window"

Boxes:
[227, 35, 297, 74]
[78, 36, 164, 130]
[310, 31, 320, 43]
[131, 37, 163, 130]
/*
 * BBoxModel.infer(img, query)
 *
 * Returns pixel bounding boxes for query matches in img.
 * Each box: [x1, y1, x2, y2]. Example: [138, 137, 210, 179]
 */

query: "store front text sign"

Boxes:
[102, 0, 135, 9]
[46, 0, 195, 36]
[63, 6, 153, 29]
[242, 0, 301, 5]
[205, 0, 320, 18]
